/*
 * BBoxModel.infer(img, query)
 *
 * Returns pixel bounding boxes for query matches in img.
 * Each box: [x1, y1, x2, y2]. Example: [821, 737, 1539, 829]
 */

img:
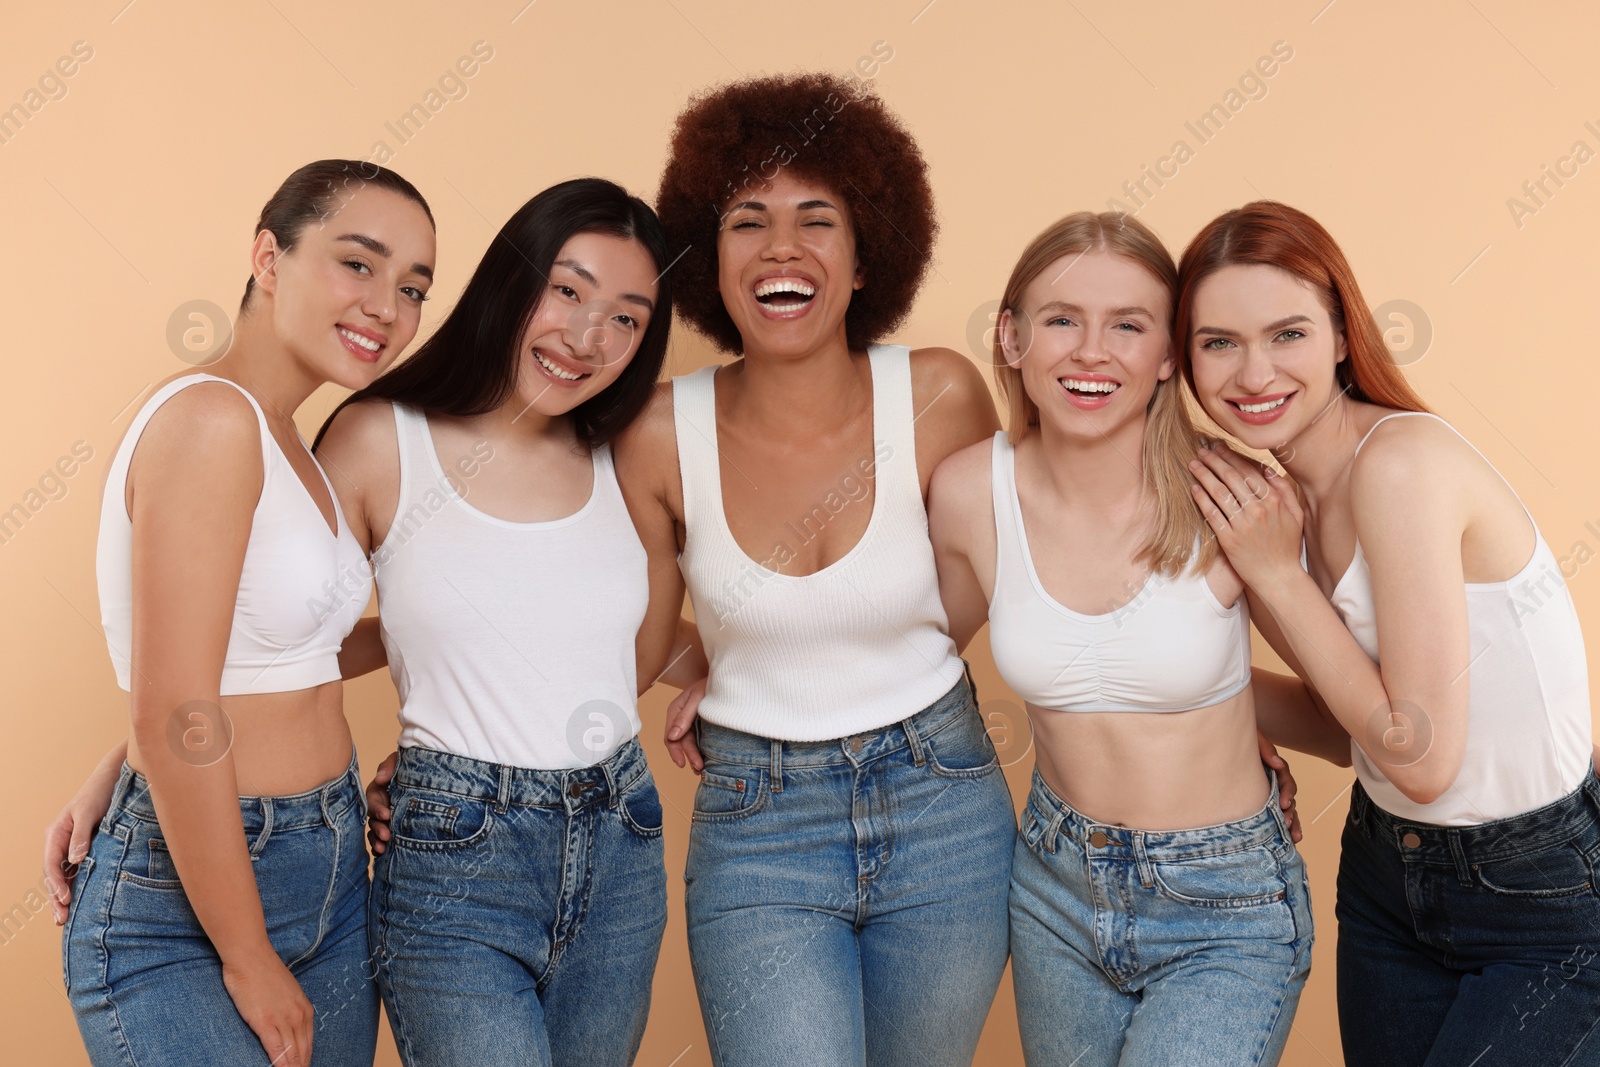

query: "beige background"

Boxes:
[4, 1, 1599, 1063]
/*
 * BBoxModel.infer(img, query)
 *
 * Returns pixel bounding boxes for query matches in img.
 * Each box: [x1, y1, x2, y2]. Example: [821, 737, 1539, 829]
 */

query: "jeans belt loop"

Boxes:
[1265, 769, 1293, 845]
[961, 658, 978, 702]
[1582, 764, 1600, 817]
[1045, 809, 1066, 855]
[103, 765, 134, 834]
[1133, 831, 1155, 887]
[602, 754, 620, 810]
[769, 739, 783, 794]
[902, 710, 928, 767]
[1447, 829, 1474, 886]
[251, 799, 274, 856]
[496, 765, 512, 815]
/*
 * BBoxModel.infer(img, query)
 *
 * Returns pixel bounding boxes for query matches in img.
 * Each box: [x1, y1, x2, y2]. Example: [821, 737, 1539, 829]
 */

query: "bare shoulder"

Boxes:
[908, 345, 991, 411]
[316, 399, 398, 467]
[613, 382, 681, 495]
[137, 379, 262, 463]
[1350, 413, 1474, 506]
[928, 434, 996, 537]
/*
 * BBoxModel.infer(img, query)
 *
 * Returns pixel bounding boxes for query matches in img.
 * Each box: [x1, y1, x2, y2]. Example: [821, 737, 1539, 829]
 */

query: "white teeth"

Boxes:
[534, 350, 585, 381]
[338, 327, 381, 352]
[1061, 378, 1118, 394]
[754, 278, 816, 299]
[1239, 396, 1288, 414]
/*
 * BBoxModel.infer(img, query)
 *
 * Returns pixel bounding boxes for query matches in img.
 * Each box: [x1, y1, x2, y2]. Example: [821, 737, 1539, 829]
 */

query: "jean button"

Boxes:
[568, 782, 584, 798]
[849, 737, 864, 754]
[1089, 830, 1110, 848]
[1401, 831, 1422, 848]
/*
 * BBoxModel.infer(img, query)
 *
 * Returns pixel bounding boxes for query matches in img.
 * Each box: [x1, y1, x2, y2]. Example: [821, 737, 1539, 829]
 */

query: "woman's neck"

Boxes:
[205, 315, 323, 429]
[726, 331, 866, 437]
[1274, 394, 1373, 509]
[1031, 409, 1148, 515]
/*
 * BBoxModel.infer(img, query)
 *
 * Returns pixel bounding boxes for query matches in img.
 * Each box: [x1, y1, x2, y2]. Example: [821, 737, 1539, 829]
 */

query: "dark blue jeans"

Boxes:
[1337, 770, 1600, 1066]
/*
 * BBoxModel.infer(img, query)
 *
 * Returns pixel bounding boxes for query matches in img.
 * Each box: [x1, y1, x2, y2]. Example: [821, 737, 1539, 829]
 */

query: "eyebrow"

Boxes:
[1193, 313, 1311, 337]
[335, 233, 434, 281]
[725, 199, 840, 213]
[552, 258, 655, 313]
[1034, 301, 1155, 318]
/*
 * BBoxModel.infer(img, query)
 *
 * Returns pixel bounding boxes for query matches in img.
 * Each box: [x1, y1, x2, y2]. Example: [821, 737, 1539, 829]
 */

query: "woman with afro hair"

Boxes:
[615, 73, 1015, 1065]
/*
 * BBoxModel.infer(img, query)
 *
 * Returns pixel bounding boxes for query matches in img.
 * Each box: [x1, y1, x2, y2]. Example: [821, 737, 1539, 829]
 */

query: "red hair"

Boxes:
[1174, 201, 1428, 413]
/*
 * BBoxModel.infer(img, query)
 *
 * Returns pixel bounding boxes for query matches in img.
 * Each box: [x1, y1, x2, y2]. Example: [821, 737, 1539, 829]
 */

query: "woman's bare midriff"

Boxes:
[126, 680, 353, 796]
[1030, 688, 1268, 831]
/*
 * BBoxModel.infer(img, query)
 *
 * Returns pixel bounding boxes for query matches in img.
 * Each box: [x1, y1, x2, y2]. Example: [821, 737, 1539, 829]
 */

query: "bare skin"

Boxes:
[929, 250, 1335, 832]
[1187, 262, 1600, 804]
[45, 186, 436, 1067]
[627, 170, 1000, 771]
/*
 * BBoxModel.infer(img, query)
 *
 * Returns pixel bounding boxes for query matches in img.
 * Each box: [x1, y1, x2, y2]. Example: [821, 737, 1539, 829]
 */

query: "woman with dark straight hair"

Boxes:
[53, 158, 437, 1067]
[1181, 200, 1600, 1066]
[51, 177, 699, 1066]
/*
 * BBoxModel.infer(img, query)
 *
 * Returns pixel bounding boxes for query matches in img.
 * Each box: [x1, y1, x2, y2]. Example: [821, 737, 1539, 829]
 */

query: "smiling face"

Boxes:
[1187, 263, 1348, 450]
[716, 169, 863, 358]
[1004, 248, 1175, 441]
[508, 230, 659, 419]
[254, 185, 437, 391]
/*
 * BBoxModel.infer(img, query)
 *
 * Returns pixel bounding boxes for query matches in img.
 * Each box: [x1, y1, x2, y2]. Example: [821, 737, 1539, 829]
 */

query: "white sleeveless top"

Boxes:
[97, 375, 370, 695]
[374, 403, 648, 769]
[1329, 412, 1592, 825]
[987, 432, 1252, 713]
[673, 344, 965, 741]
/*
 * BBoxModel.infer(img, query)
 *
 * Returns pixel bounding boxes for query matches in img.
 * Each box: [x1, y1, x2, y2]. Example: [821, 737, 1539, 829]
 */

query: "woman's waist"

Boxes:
[112, 742, 362, 830]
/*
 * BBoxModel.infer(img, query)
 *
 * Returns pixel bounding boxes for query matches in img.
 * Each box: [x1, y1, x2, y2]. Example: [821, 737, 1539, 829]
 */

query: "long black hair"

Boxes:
[242, 159, 434, 311]
[315, 177, 671, 451]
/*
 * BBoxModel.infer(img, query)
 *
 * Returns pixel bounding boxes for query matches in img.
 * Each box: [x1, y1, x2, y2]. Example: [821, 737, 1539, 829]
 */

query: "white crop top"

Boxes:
[673, 344, 966, 742]
[987, 432, 1252, 713]
[1326, 412, 1592, 826]
[97, 375, 371, 695]
[375, 403, 648, 769]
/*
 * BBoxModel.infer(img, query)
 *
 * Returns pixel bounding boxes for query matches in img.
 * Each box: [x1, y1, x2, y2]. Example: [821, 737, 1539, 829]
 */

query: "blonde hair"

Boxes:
[994, 211, 1216, 577]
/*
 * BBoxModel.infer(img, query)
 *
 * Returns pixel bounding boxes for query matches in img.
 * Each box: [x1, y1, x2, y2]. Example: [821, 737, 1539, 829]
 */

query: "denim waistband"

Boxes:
[394, 736, 650, 812]
[1027, 767, 1292, 859]
[103, 748, 363, 832]
[693, 667, 975, 781]
[1349, 766, 1600, 866]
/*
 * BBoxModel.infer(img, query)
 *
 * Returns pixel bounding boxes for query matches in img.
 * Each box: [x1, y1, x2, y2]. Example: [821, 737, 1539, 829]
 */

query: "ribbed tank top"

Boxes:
[97, 374, 370, 695]
[374, 403, 648, 769]
[673, 344, 965, 741]
[1326, 412, 1591, 825]
[987, 431, 1252, 713]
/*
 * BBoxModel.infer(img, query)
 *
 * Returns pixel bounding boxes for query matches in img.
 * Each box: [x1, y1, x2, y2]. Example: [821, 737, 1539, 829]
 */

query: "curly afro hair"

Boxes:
[656, 72, 937, 354]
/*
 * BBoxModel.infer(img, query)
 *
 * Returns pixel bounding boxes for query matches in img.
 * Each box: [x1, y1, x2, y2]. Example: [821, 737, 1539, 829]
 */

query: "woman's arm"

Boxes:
[44, 739, 128, 923]
[336, 616, 388, 680]
[127, 384, 313, 1066]
[927, 442, 994, 654]
[1191, 432, 1472, 805]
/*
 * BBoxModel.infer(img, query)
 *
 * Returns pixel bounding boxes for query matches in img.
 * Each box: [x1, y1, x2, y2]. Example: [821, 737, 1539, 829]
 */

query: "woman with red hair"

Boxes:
[1180, 201, 1600, 1065]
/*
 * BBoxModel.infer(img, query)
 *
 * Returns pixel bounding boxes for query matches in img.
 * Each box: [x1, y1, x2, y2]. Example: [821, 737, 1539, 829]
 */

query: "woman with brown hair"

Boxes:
[620, 73, 1015, 1066]
[929, 210, 1328, 1066]
[1182, 201, 1600, 1065]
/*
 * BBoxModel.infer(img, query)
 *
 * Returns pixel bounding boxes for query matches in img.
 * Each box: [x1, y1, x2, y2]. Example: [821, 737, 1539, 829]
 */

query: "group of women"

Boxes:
[41, 71, 1600, 1067]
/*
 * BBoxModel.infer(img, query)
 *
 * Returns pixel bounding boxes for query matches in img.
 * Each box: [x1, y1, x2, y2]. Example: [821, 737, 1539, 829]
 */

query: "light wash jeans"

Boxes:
[64, 751, 378, 1066]
[1010, 768, 1312, 1066]
[370, 737, 666, 1067]
[684, 669, 1017, 1067]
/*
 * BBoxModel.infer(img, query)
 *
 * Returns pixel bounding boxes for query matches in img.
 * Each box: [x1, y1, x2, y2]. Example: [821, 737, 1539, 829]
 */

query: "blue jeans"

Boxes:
[1337, 771, 1600, 1066]
[1010, 769, 1312, 1067]
[371, 737, 667, 1067]
[63, 751, 377, 1066]
[684, 669, 1016, 1067]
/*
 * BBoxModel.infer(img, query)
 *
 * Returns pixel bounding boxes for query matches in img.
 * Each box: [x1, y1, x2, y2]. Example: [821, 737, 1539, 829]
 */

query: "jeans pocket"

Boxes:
[389, 786, 495, 851]
[1474, 839, 1596, 899]
[1151, 845, 1290, 909]
[691, 770, 767, 823]
[924, 709, 1000, 779]
[618, 774, 665, 839]
[61, 854, 96, 990]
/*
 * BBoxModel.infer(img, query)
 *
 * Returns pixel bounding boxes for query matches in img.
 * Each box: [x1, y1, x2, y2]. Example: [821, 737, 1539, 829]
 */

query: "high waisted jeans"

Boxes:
[1010, 769, 1313, 1067]
[370, 737, 667, 1067]
[1337, 770, 1600, 1066]
[684, 669, 1017, 1067]
[63, 751, 378, 1066]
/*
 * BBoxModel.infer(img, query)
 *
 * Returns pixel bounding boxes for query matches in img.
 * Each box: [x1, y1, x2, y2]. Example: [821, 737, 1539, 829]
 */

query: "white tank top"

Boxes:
[97, 375, 370, 695]
[673, 344, 966, 741]
[987, 431, 1252, 713]
[1329, 412, 1592, 825]
[374, 403, 648, 769]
